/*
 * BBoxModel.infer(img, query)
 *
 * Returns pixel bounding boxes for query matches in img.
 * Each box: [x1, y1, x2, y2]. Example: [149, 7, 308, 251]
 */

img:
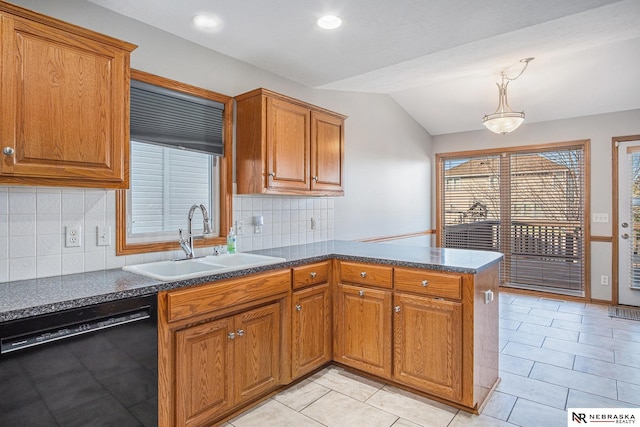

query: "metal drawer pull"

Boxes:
[421, 280, 429, 287]
[236, 329, 244, 337]
[3, 147, 14, 156]
[360, 272, 367, 278]
[394, 306, 401, 313]
[312, 176, 318, 181]
[295, 304, 302, 311]
[359, 290, 365, 297]
[268, 172, 275, 177]
[228, 332, 235, 339]
[310, 272, 317, 279]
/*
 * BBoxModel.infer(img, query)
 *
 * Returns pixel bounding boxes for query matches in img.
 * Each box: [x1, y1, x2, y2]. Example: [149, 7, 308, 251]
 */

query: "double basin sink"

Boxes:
[123, 253, 287, 281]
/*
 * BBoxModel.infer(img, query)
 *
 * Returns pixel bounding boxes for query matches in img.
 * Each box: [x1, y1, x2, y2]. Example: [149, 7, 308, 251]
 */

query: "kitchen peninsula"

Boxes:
[0, 241, 502, 426]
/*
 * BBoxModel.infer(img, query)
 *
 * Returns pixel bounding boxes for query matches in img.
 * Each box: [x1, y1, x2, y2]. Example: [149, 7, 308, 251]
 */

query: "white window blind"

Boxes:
[130, 141, 213, 235]
[439, 145, 586, 296]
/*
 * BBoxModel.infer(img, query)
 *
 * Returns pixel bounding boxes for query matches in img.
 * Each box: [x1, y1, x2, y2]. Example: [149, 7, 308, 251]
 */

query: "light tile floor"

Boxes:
[224, 292, 640, 427]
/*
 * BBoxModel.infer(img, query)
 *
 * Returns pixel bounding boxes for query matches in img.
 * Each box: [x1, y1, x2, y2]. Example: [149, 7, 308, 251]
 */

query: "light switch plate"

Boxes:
[592, 213, 609, 223]
[97, 226, 111, 246]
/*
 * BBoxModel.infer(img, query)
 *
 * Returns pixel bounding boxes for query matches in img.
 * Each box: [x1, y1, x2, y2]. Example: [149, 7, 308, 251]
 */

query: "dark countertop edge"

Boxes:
[0, 244, 503, 322]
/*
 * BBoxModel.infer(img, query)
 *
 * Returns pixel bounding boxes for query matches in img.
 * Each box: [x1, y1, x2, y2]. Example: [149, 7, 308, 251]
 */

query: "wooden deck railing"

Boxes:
[444, 220, 583, 292]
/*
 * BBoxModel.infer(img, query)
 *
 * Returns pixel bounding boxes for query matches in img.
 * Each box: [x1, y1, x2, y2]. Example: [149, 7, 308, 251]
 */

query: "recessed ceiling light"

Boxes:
[193, 14, 220, 31]
[317, 15, 342, 30]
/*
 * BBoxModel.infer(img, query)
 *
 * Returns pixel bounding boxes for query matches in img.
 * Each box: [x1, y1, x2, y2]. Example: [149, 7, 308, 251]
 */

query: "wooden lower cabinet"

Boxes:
[174, 302, 281, 427]
[292, 283, 332, 379]
[393, 293, 463, 401]
[334, 283, 392, 379]
[234, 302, 281, 403]
[175, 318, 234, 427]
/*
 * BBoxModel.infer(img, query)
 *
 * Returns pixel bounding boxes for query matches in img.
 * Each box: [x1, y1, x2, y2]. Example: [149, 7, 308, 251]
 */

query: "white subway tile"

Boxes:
[84, 251, 106, 272]
[36, 213, 61, 235]
[0, 191, 7, 214]
[0, 215, 7, 237]
[0, 236, 7, 260]
[0, 259, 8, 282]
[37, 234, 61, 256]
[36, 192, 61, 214]
[8, 214, 36, 236]
[9, 257, 36, 281]
[62, 192, 84, 213]
[62, 253, 84, 275]
[84, 190, 107, 214]
[9, 235, 36, 258]
[37, 255, 62, 278]
[9, 192, 36, 214]
[106, 250, 126, 269]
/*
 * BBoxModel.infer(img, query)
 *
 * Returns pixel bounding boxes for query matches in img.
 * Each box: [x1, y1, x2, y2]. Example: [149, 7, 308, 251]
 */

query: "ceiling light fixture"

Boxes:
[193, 14, 220, 31]
[482, 58, 534, 135]
[317, 15, 342, 30]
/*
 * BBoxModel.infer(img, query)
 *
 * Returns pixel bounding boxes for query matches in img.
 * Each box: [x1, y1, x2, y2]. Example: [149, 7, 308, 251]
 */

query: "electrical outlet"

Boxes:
[65, 226, 82, 248]
[601, 275, 609, 286]
[592, 213, 609, 223]
[97, 226, 111, 246]
[310, 217, 316, 230]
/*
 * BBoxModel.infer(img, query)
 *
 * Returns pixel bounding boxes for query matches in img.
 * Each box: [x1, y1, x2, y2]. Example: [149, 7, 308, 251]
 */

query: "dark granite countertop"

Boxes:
[0, 240, 502, 322]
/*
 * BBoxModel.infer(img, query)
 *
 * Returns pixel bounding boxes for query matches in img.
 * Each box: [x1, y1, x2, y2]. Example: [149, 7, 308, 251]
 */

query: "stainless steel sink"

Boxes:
[123, 253, 286, 281]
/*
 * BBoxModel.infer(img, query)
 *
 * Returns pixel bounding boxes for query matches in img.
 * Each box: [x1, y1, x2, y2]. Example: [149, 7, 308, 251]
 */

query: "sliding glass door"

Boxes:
[437, 141, 588, 297]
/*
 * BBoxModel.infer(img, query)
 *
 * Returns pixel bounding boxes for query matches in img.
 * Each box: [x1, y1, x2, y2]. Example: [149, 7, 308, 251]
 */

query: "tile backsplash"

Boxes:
[0, 187, 334, 282]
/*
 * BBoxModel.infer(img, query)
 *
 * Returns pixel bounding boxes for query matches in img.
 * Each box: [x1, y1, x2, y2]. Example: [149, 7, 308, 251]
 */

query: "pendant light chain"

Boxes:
[502, 57, 535, 81]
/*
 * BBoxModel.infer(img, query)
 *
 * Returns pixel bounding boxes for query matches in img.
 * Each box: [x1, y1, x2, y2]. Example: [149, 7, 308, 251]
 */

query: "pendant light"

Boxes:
[482, 58, 534, 135]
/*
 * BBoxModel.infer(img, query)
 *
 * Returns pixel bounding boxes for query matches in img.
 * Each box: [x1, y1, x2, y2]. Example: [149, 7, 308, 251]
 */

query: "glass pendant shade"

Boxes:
[482, 80, 525, 134]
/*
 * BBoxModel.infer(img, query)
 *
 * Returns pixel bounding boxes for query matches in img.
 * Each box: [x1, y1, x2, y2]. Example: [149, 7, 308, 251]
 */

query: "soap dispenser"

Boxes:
[227, 227, 236, 254]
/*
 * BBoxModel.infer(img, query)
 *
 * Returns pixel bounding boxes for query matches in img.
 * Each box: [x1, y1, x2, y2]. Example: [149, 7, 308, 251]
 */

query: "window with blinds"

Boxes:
[437, 142, 588, 297]
[127, 77, 223, 242]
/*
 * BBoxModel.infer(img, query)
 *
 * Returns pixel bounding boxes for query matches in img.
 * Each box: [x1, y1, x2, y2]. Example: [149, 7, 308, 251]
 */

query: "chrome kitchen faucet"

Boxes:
[179, 204, 212, 258]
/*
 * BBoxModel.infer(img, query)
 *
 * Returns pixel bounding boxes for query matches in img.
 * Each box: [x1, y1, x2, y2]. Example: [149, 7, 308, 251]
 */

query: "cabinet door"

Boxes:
[234, 302, 281, 403]
[265, 97, 310, 191]
[175, 318, 234, 427]
[0, 15, 129, 187]
[292, 283, 332, 379]
[335, 284, 392, 379]
[393, 293, 463, 401]
[310, 111, 344, 194]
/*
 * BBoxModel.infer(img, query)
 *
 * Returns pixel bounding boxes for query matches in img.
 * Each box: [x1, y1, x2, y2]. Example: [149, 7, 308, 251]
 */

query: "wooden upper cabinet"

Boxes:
[236, 88, 346, 196]
[0, 3, 135, 188]
[310, 111, 344, 193]
[266, 97, 311, 192]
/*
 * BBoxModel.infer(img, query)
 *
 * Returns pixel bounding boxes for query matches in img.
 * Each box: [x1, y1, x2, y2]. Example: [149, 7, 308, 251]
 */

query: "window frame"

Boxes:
[435, 139, 591, 299]
[116, 69, 233, 256]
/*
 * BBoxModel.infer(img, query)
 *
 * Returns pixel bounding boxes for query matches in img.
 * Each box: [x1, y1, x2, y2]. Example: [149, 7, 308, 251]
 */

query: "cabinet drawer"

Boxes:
[166, 269, 290, 322]
[394, 268, 462, 300]
[293, 261, 330, 289]
[339, 261, 392, 289]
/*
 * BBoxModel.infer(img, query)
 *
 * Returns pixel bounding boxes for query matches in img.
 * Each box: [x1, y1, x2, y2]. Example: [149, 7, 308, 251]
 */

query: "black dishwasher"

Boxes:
[0, 294, 157, 427]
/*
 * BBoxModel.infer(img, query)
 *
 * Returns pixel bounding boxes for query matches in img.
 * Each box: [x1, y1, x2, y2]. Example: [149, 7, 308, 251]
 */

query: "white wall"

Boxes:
[432, 109, 640, 301]
[0, 0, 432, 282]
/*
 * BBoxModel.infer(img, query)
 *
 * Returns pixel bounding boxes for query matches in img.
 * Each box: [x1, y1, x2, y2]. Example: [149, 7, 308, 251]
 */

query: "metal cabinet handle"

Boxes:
[360, 272, 367, 278]
[236, 329, 244, 337]
[310, 272, 317, 279]
[2, 147, 14, 156]
[228, 332, 235, 339]
[394, 306, 401, 313]
[295, 304, 302, 311]
[312, 176, 318, 181]
[421, 280, 429, 287]
[358, 290, 365, 297]
[268, 172, 275, 177]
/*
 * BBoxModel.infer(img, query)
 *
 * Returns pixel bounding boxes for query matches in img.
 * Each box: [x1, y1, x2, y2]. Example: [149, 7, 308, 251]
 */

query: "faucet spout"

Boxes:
[180, 204, 213, 258]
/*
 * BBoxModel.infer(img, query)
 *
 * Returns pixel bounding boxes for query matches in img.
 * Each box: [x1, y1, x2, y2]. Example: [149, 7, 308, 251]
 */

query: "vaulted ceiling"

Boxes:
[89, 0, 640, 135]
